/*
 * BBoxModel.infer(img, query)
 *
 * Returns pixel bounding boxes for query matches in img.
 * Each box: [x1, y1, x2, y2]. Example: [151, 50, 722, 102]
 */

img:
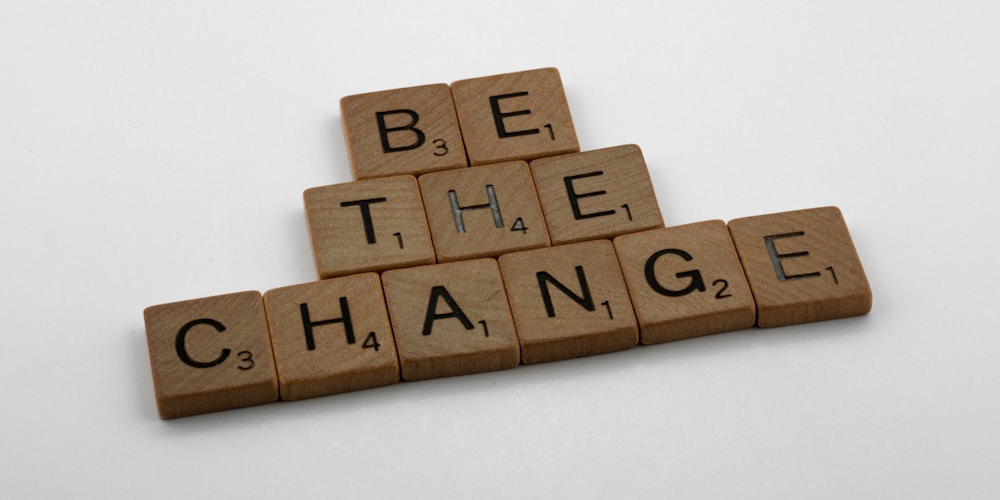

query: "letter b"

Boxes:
[376, 109, 426, 153]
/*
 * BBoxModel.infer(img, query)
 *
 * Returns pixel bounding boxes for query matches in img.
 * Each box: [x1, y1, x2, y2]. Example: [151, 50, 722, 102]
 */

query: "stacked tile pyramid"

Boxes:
[144, 68, 872, 419]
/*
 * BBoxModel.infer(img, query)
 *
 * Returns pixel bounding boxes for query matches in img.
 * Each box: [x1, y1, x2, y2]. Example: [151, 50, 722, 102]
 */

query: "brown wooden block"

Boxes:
[263, 273, 399, 401]
[498, 240, 638, 364]
[304, 175, 436, 279]
[451, 67, 579, 166]
[341, 83, 468, 180]
[382, 258, 519, 381]
[529, 144, 664, 246]
[727, 206, 872, 328]
[613, 221, 756, 344]
[418, 161, 550, 263]
[143, 291, 278, 419]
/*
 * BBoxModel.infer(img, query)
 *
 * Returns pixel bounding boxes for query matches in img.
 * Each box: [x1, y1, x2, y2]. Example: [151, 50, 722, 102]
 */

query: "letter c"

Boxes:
[175, 318, 231, 368]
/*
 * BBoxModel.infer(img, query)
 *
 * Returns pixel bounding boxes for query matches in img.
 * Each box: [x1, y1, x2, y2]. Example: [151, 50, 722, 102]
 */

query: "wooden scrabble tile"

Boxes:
[529, 144, 664, 245]
[498, 240, 638, 364]
[451, 67, 579, 166]
[382, 258, 519, 381]
[613, 221, 756, 344]
[418, 161, 550, 262]
[144, 291, 278, 419]
[263, 273, 399, 401]
[727, 206, 872, 328]
[304, 175, 436, 279]
[341, 83, 468, 180]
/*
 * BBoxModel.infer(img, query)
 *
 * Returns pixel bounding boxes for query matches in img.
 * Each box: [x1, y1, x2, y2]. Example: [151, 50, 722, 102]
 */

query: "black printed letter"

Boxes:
[489, 92, 540, 138]
[376, 109, 425, 152]
[644, 248, 706, 297]
[422, 286, 474, 335]
[340, 197, 388, 244]
[536, 266, 595, 318]
[299, 297, 356, 351]
[175, 318, 231, 369]
[564, 171, 616, 220]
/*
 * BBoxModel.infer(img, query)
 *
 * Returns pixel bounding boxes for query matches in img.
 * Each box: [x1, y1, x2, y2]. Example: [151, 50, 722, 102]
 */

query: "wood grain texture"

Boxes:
[418, 161, 550, 262]
[143, 291, 278, 419]
[304, 175, 436, 279]
[728, 206, 872, 328]
[451, 67, 579, 166]
[613, 221, 756, 344]
[263, 273, 399, 402]
[498, 240, 638, 364]
[529, 144, 664, 245]
[382, 258, 519, 381]
[341, 83, 468, 180]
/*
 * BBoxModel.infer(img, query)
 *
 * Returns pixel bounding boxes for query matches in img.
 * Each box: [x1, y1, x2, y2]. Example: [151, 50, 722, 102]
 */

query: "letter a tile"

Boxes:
[728, 206, 872, 328]
[263, 273, 400, 401]
[530, 144, 664, 245]
[498, 240, 638, 364]
[143, 291, 279, 419]
[451, 67, 579, 166]
[614, 221, 756, 344]
[418, 161, 550, 262]
[382, 259, 519, 381]
[341, 83, 468, 180]
[304, 175, 436, 279]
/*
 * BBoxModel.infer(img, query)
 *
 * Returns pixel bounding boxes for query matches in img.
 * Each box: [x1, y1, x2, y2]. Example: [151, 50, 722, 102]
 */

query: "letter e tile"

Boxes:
[451, 67, 579, 166]
[143, 291, 279, 419]
[530, 144, 664, 245]
[728, 206, 872, 328]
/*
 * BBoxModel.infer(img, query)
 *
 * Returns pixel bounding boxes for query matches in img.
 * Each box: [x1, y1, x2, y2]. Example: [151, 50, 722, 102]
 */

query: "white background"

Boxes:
[2, 1, 998, 498]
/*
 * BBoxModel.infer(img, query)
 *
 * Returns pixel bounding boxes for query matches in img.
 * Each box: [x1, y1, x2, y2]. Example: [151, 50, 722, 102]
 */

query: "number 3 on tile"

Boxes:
[237, 351, 255, 370]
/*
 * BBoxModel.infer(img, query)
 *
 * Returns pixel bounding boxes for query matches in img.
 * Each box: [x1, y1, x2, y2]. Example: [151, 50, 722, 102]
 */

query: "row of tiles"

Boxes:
[341, 67, 580, 180]
[144, 207, 872, 419]
[306, 144, 662, 280]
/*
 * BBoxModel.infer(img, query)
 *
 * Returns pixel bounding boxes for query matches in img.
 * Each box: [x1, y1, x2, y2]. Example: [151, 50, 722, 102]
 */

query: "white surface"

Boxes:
[2, 1, 998, 498]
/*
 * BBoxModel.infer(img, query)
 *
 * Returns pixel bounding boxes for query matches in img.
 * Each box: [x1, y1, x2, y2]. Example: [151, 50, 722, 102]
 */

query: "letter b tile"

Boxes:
[728, 206, 872, 327]
[341, 83, 468, 180]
